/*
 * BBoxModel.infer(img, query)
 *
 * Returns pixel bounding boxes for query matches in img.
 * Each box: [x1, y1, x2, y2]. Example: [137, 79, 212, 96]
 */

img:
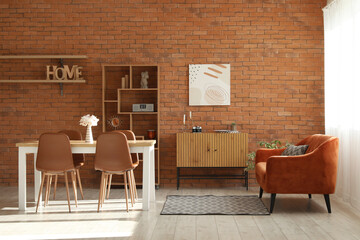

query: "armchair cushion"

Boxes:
[281, 145, 309, 156]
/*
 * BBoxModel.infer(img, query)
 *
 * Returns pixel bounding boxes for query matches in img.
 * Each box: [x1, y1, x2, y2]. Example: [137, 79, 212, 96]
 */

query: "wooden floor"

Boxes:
[0, 186, 360, 240]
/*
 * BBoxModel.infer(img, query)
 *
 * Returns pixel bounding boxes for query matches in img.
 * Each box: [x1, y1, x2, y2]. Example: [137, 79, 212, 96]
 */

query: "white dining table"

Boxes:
[16, 139, 156, 211]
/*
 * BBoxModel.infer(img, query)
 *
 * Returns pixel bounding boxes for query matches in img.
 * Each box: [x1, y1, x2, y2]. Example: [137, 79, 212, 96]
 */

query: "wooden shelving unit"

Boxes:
[102, 64, 160, 187]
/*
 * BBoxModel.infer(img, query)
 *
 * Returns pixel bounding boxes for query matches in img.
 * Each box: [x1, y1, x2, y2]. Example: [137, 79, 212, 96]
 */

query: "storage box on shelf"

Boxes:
[102, 64, 160, 187]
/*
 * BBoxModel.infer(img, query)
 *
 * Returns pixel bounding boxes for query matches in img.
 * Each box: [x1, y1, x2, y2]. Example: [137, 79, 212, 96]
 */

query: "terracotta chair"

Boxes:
[54, 130, 85, 200]
[105, 130, 139, 205]
[35, 133, 78, 213]
[255, 134, 339, 213]
[95, 132, 137, 212]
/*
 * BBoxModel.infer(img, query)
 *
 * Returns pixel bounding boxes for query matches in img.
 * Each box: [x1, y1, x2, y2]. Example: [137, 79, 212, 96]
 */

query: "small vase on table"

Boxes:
[85, 125, 93, 143]
[80, 114, 99, 143]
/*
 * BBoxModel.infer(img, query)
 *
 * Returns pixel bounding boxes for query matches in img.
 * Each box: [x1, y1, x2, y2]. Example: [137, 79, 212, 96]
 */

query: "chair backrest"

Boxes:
[113, 130, 135, 140]
[95, 132, 134, 172]
[58, 130, 85, 164]
[297, 134, 337, 153]
[113, 130, 139, 163]
[36, 133, 74, 172]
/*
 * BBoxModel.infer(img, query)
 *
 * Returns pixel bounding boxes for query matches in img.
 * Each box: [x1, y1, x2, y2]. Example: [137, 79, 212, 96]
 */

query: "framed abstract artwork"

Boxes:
[189, 64, 230, 106]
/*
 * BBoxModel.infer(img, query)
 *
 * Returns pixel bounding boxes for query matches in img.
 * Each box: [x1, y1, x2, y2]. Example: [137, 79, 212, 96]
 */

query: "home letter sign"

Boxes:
[46, 65, 83, 80]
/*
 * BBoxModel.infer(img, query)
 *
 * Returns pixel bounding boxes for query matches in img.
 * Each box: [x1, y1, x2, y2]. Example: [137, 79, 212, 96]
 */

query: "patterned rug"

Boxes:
[160, 195, 269, 215]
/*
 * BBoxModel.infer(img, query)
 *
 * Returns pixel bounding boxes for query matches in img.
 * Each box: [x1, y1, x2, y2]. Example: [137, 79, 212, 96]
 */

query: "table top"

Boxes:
[16, 139, 156, 148]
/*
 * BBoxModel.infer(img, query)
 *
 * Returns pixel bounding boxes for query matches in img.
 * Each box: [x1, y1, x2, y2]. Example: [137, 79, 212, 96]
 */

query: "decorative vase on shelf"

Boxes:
[86, 125, 93, 143]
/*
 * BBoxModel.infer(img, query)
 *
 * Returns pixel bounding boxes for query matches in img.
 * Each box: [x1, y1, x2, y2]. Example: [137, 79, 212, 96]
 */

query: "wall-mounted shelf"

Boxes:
[0, 55, 88, 95]
[117, 112, 158, 115]
[118, 88, 158, 91]
[0, 80, 86, 83]
[0, 55, 88, 59]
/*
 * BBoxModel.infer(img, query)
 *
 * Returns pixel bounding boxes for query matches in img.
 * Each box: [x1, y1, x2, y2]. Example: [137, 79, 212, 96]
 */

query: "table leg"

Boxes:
[149, 146, 155, 201]
[34, 152, 42, 207]
[18, 148, 26, 211]
[142, 147, 151, 210]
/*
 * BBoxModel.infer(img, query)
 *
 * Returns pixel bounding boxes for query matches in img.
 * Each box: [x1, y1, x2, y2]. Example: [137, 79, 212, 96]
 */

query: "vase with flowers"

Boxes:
[79, 114, 99, 143]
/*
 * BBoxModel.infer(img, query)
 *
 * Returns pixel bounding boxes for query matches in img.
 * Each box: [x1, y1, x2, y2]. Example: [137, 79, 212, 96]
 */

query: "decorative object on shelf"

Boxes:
[121, 77, 126, 89]
[132, 103, 154, 112]
[46, 65, 83, 81]
[147, 130, 156, 139]
[141, 71, 149, 88]
[79, 114, 99, 143]
[189, 111, 194, 129]
[231, 122, 237, 131]
[107, 115, 122, 129]
[125, 75, 129, 88]
[182, 114, 186, 132]
[214, 130, 239, 133]
[192, 126, 202, 133]
[189, 64, 230, 106]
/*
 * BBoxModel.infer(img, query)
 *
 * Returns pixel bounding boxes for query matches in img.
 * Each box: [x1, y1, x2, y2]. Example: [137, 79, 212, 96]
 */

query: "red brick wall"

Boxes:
[0, 0, 326, 187]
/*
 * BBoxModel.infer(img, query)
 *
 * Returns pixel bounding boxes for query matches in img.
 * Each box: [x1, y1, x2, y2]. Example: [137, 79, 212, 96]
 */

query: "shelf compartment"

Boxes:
[118, 89, 157, 113]
[132, 114, 158, 140]
[131, 66, 158, 89]
[103, 65, 130, 100]
[104, 102, 130, 131]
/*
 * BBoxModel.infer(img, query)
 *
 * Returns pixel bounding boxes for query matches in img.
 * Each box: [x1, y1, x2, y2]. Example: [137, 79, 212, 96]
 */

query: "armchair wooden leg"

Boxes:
[308, 194, 312, 199]
[259, 187, 263, 198]
[324, 194, 331, 213]
[270, 193, 276, 213]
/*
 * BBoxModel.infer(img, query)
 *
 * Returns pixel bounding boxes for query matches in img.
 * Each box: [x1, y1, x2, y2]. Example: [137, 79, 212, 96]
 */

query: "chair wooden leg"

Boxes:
[46, 175, 53, 205]
[130, 171, 136, 202]
[259, 187, 263, 198]
[106, 174, 112, 200]
[98, 172, 105, 212]
[131, 170, 138, 200]
[36, 173, 46, 213]
[270, 193, 276, 213]
[76, 169, 84, 200]
[102, 174, 108, 205]
[324, 194, 331, 213]
[127, 171, 134, 207]
[71, 171, 78, 207]
[64, 172, 71, 213]
[44, 175, 50, 207]
[308, 194, 312, 199]
[123, 173, 129, 212]
[53, 175, 58, 200]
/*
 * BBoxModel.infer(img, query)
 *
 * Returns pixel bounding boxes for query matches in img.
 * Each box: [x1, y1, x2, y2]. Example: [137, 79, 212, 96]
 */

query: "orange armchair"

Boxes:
[255, 134, 339, 213]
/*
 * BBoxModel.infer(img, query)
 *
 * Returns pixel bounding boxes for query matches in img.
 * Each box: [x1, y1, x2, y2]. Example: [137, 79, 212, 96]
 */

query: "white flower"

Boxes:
[80, 114, 99, 127]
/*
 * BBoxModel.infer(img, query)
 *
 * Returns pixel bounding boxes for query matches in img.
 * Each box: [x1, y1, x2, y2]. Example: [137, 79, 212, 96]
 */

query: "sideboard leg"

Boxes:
[245, 170, 248, 191]
[177, 168, 180, 190]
